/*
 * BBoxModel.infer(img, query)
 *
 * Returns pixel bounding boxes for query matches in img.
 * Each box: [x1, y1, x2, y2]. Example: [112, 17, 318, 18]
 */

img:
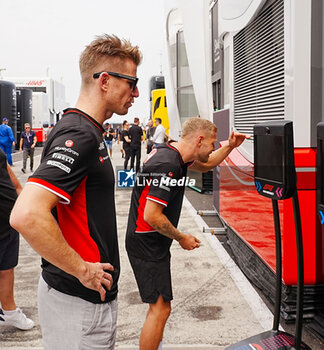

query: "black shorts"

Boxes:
[0, 228, 19, 270]
[127, 253, 173, 304]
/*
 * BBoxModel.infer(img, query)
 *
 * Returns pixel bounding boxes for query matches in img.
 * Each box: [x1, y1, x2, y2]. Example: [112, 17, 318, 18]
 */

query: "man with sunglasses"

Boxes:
[10, 34, 142, 350]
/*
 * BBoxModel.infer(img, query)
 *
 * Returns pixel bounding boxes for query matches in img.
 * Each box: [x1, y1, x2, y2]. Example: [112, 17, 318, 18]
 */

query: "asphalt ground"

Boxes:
[0, 143, 322, 349]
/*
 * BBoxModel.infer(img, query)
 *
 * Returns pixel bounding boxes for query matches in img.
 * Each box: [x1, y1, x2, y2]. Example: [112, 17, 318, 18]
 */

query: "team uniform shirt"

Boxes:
[126, 142, 192, 261]
[21, 130, 36, 148]
[27, 108, 119, 304]
[0, 149, 17, 239]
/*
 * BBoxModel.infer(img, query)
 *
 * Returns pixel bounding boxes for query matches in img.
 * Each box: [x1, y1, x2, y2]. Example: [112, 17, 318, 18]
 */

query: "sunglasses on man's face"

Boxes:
[93, 71, 138, 91]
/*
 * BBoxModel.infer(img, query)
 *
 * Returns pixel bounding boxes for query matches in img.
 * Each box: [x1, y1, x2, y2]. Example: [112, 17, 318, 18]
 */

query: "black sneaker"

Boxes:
[21, 168, 25, 173]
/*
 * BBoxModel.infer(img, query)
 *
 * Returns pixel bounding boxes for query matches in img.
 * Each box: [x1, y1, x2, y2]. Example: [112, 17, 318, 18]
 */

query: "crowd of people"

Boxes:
[102, 115, 167, 172]
[2, 34, 248, 350]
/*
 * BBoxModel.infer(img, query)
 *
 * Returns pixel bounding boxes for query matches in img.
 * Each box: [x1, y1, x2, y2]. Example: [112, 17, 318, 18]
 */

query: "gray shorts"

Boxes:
[38, 276, 118, 350]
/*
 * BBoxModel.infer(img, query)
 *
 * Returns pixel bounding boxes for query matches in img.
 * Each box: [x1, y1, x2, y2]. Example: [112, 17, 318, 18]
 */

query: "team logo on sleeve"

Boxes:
[52, 153, 75, 164]
[47, 160, 71, 173]
[99, 155, 109, 163]
[99, 141, 105, 150]
[65, 140, 74, 147]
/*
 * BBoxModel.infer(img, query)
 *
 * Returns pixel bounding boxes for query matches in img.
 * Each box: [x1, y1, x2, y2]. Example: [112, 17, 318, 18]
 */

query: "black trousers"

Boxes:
[130, 146, 141, 172]
[23, 147, 35, 170]
[147, 142, 153, 154]
[124, 147, 131, 170]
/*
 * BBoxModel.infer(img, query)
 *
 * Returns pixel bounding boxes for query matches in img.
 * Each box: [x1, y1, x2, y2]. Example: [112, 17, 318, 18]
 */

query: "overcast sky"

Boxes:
[0, 0, 165, 124]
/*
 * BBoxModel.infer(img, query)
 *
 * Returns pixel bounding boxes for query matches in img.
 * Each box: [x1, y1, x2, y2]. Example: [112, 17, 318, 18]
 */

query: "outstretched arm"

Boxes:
[190, 131, 249, 172]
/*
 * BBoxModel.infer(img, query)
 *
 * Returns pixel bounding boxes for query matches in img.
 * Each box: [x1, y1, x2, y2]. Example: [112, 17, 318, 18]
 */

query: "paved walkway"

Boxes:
[0, 143, 275, 349]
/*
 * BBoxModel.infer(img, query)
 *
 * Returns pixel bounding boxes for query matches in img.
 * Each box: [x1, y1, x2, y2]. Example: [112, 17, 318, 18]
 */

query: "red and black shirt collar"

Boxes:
[63, 108, 105, 133]
[166, 141, 195, 167]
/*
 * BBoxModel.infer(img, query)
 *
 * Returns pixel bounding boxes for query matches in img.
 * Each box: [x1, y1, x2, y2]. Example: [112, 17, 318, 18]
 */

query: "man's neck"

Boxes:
[75, 92, 112, 125]
[170, 140, 195, 164]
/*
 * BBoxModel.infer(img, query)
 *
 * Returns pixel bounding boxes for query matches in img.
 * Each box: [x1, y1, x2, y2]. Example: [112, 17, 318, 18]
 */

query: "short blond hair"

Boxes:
[79, 34, 142, 85]
[181, 117, 217, 138]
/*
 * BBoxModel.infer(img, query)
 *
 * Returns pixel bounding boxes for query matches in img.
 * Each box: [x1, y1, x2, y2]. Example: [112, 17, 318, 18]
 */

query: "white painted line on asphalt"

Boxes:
[183, 196, 279, 332]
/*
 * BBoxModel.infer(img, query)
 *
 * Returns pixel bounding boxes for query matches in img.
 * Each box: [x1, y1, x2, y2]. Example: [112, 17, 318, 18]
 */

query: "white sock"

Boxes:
[3, 308, 18, 315]
[158, 342, 163, 350]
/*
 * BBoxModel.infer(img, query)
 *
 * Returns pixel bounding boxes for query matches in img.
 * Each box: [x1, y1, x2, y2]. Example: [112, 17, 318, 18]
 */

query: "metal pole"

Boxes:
[292, 191, 304, 350]
[272, 199, 282, 332]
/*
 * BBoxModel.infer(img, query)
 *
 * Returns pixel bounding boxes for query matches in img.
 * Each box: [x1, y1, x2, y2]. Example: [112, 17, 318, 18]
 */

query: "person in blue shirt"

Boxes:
[0, 118, 15, 166]
[19, 123, 37, 173]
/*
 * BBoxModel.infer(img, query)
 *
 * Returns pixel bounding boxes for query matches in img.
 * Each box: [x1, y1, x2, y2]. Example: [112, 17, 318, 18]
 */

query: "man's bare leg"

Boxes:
[0, 268, 16, 310]
[140, 295, 171, 350]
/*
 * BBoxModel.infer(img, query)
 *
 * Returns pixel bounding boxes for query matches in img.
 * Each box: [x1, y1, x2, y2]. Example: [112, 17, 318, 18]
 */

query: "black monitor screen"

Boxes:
[255, 135, 284, 183]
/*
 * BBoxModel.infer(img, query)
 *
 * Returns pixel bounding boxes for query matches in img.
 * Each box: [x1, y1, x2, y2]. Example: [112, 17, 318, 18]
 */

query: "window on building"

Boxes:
[176, 30, 198, 125]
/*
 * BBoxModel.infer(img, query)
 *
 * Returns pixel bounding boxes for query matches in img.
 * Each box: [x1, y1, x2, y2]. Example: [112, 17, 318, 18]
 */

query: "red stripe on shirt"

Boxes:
[146, 195, 168, 207]
[27, 178, 71, 202]
[135, 184, 155, 232]
[56, 177, 101, 262]
[166, 141, 184, 166]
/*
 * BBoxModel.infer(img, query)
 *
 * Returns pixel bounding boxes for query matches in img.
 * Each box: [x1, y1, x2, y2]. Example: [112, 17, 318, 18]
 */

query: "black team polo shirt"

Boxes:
[126, 142, 193, 261]
[27, 108, 120, 304]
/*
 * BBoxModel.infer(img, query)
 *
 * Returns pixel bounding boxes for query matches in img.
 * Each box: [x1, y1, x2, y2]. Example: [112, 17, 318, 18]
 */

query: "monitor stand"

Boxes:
[226, 193, 311, 350]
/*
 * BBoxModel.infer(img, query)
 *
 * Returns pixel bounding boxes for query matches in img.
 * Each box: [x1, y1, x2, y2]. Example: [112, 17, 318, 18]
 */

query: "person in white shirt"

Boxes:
[152, 118, 166, 147]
